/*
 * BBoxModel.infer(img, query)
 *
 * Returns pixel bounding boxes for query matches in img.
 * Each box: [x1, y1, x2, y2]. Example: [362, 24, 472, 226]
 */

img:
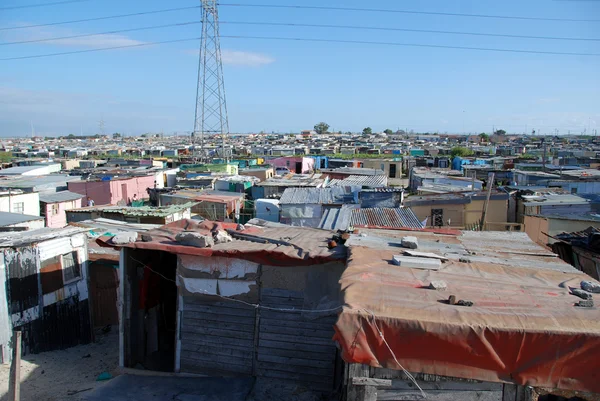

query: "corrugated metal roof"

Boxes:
[0, 211, 44, 227]
[68, 202, 198, 217]
[279, 186, 359, 205]
[351, 207, 423, 229]
[0, 226, 88, 247]
[328, 175, 388, 188]
[0, 175, 81, 190]
[318, 206, 354, 231]
[322, 167, 384, 176]
[39, 191, 84, 203]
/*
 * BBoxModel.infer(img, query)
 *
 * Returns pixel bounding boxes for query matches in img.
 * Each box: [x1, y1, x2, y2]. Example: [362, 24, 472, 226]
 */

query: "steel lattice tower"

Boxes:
[193, 0, 229, 160]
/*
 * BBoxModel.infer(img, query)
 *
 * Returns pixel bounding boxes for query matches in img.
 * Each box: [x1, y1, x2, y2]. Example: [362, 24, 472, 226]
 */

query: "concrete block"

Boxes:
[112, 232, 138, 245]
[392, 255, 441, 270]
[571, 288, 593, 300]
[581, 281, 600, 294]
[428, 281, 447, 291]
[401, 236, 419, 249]
[214, 230, 233, 244]
[175, 231, 214, 248]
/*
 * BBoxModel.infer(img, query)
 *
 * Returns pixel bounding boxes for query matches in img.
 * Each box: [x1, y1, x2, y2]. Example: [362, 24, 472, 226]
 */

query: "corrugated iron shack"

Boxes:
[98, 219, 347, 391]
[0, 227, 92, 360]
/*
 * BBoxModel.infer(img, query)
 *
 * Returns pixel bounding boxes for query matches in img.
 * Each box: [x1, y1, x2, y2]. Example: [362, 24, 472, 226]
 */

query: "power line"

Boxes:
[0, 21, 201, 46]
[223, 35, 600, 56]
[0, 6, 200, 31]
[221, 21, 600, 42]
[3, 20, 598, 47]
[1, 0, 89, 11]
[2, 34, 600, 61]
[0, 37, 200, 61]
[219, 3, 600, 23]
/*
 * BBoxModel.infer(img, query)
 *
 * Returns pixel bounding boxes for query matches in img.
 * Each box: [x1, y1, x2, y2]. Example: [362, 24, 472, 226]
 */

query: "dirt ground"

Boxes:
[0, 330, 119, 401]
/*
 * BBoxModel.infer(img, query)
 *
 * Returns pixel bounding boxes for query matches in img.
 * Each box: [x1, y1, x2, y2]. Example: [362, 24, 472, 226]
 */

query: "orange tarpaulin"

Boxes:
[334, 244, 600, 393]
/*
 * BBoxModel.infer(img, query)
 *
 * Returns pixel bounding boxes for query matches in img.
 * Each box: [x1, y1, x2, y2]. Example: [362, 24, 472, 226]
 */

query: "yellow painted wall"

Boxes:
[410, 199, 508, 228]
[360, 160, 402, 178]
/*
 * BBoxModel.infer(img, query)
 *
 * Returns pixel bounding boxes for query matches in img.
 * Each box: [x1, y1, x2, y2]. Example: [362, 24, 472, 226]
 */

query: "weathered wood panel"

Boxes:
[179, 296, 255, 376]
[256, 287, 338, 391]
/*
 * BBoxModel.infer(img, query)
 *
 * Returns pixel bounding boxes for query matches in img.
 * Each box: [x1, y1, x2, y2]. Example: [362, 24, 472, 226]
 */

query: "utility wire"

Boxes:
[2, 35, 600, 61]
[1, 0, 89, 11]
[0, 37, 200, 61]
[0, 6, 200, 31]
[0, 21, 201, 46]
[219, 3, 600, 23]
[221, 21, 600, 42]
[2, 20, 598, 47]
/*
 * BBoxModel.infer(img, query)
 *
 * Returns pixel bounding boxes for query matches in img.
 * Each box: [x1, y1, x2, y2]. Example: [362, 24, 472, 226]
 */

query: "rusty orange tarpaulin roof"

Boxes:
[334, 230, 600, 393]
[97, 219, 346, 267]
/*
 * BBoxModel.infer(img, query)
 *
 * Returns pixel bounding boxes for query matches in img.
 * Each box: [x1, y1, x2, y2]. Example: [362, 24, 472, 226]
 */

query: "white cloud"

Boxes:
[187, 49, 275, 67]
[0, 24, 144, 49]
[221, 50, 275, 67]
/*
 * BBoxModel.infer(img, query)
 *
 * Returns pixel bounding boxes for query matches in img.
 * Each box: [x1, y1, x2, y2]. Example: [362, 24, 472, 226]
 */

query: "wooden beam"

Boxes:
[352, 377, 393, 387]
[8, 330, 21, 401]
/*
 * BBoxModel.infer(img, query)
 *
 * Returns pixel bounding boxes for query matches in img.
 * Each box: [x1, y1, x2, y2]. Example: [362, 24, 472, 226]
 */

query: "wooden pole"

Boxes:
[480, 172, 496, 231]
[8, 330, 21, 401]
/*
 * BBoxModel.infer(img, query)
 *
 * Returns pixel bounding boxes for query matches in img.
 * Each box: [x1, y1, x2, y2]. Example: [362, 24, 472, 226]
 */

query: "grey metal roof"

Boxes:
[0, 211, 44, 227]
[68, 202, 198, 217]
[0, 165, 57, 175]
[351, 207, 423, 229]
[328, 175, 388, 188]
[39, 191, 84, 203]
[0, 226, 88, 247]
[522, 194, 590, 207]
[0, 175, 81, 192]
[322, 167, 385, 176]
[279, 186, 360, 205]
[318, 206, 354, 231]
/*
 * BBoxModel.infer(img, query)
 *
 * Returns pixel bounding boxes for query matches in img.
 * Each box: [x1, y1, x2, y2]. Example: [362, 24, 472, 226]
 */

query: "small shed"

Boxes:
[66, 203, 195, 225]
[98, 219, 346, 391]
[279, 187, 359, 228]
[0, 227, 92, 360]
[39, 191, 84, 228]
[0, 211, 45, 231]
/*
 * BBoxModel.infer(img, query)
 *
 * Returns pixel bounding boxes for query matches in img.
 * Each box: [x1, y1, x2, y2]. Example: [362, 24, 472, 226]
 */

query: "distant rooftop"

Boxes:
[39, 191, 84, 203]
[0, 211, 45, 227]
[69, 202, 198, 217]
[0, 226, 87, 247]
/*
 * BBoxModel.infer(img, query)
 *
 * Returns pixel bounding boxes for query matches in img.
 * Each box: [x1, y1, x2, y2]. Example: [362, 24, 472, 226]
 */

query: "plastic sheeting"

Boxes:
[333, 245, 600, 393]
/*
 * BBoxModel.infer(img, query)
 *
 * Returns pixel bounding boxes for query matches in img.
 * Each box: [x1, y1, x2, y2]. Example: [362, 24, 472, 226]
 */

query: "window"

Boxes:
[571, 187, 578, 194]
[51, 204, 59, 216]
[12, 202, 24, 214]
[432, 209, 444, 227]
[61, 251, 82, 284]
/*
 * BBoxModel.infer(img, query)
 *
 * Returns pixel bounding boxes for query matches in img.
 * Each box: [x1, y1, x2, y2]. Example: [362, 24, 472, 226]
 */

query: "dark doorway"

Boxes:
[389, 164, 397, 178]
[432, 209, 444, 227]
[295, 162, 302, 174]
[125, 250, 178, 372]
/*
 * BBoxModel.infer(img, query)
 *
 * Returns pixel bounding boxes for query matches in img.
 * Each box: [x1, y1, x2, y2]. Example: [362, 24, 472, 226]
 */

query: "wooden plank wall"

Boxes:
[256, 288, 338, 391]
[370, 368, 503, 401]
[179, 297, 256, 376]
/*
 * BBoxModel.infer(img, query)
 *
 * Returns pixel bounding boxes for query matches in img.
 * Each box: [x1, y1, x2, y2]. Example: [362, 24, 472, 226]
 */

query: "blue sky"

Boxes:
[0, 0, 599, 136]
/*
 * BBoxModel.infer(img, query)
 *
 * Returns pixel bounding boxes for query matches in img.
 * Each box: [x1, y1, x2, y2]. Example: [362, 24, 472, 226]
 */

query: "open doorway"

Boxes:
[123, 249, 178, 372]
[295, 162, 303, 174]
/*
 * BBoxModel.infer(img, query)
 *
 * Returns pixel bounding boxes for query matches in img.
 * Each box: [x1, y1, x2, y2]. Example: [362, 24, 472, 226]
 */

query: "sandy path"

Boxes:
[0, 330, 119, 401]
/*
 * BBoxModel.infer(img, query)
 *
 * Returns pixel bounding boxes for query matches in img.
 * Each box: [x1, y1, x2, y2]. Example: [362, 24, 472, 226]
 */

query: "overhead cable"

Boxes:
[3, 20, 598, 46]
[1, 0, 89, 11]
[219, 3, 600, 23]
[0, 6, 200, 31]
[2, 35, 600, 61]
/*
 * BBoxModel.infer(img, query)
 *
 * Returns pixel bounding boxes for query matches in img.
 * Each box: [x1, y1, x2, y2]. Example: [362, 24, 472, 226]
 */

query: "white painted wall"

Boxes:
[0, 192, 40, 216]
[0, 254, 12, 363]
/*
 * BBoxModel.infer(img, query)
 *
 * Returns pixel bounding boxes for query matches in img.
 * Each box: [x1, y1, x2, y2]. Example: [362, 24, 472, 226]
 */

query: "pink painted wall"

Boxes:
[270, 157, 315, 174]
[44, 198, 83, 228]
[68, 175, 155, 206]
